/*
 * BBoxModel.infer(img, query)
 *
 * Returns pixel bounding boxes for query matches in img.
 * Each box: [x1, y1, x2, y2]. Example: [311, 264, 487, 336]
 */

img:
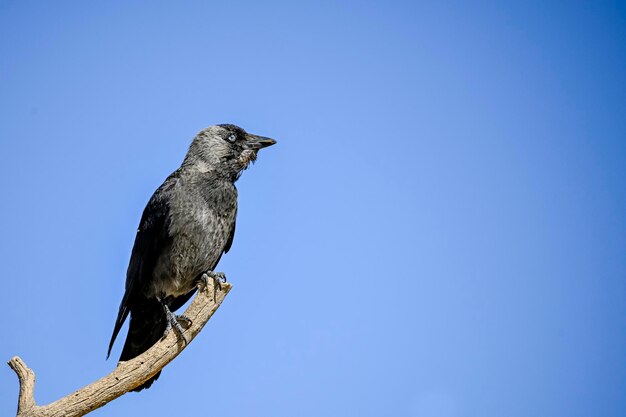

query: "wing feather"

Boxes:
[107, 174, 177, 358]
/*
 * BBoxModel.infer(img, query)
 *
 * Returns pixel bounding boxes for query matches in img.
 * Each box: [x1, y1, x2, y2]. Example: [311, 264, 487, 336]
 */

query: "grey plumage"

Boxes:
[108, 124, 275, 391]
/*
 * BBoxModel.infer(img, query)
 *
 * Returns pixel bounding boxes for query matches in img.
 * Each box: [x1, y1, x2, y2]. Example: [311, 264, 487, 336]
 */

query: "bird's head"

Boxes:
[183, 124, 276, 181]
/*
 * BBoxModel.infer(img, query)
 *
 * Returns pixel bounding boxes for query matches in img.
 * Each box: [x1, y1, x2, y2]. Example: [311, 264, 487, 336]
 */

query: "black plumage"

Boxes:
[108, 124, 275, 391]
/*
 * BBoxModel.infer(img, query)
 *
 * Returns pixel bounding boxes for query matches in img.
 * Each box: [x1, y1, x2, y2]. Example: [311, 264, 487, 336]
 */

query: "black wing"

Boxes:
[107, 175, 177, 358]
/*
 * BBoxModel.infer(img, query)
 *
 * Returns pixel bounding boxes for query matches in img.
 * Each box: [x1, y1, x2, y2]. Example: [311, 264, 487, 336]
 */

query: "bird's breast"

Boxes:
[149, 187, 237, 298]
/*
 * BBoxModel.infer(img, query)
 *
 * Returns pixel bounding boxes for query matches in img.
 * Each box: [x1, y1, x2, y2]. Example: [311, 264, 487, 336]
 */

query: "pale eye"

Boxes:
[227, 133, 237, 143]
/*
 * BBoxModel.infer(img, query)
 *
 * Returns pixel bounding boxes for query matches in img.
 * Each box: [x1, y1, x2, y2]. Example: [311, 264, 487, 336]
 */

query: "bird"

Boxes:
[107, 124, 276, 391]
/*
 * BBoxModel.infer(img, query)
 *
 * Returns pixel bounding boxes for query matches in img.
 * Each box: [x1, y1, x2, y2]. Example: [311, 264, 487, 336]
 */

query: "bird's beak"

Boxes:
[244, 134, 277, 150]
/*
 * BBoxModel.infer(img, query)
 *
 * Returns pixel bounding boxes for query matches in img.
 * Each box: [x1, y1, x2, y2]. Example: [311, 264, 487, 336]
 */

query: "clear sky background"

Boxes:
[1, 1, 625, 416]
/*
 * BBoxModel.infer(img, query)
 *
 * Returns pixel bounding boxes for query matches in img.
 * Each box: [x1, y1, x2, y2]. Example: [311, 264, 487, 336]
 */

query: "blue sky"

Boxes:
[1, 1, 625, 416]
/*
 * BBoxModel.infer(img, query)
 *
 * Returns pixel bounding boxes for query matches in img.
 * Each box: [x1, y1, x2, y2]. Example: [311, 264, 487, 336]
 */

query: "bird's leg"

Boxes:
[195, 271, 227, 301]
[158, 298, 189, 345]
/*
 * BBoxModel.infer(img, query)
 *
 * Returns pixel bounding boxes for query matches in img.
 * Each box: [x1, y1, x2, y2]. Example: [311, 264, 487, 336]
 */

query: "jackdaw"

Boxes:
[108, 124, 276, 391]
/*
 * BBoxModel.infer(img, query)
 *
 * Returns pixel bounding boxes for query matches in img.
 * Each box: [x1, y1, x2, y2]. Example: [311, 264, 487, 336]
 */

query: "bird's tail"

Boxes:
[120, 298, 167, 391]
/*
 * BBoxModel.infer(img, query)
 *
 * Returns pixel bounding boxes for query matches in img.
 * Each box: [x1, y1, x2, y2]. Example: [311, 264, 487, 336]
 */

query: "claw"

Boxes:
[195, 271, 227, 301]
[177, 315, 192, 329]
[159, 298, 189, 345]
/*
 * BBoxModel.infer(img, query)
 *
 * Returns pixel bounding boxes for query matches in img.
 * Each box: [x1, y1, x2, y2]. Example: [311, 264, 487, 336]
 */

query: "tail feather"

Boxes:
[119, 298, 167, 391]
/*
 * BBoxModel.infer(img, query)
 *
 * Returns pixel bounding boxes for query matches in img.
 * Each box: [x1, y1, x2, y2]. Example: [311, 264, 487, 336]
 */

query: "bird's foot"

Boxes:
[195, 271, 227, 301]
[160, 301, 189, 345]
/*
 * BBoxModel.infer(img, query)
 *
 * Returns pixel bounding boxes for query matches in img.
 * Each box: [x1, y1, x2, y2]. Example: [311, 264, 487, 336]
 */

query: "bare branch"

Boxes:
[8, 281, 231, 417]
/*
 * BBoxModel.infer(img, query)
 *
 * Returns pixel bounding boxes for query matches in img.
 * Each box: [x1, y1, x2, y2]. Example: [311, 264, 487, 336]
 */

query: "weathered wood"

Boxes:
[8, 280, 231, 417]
